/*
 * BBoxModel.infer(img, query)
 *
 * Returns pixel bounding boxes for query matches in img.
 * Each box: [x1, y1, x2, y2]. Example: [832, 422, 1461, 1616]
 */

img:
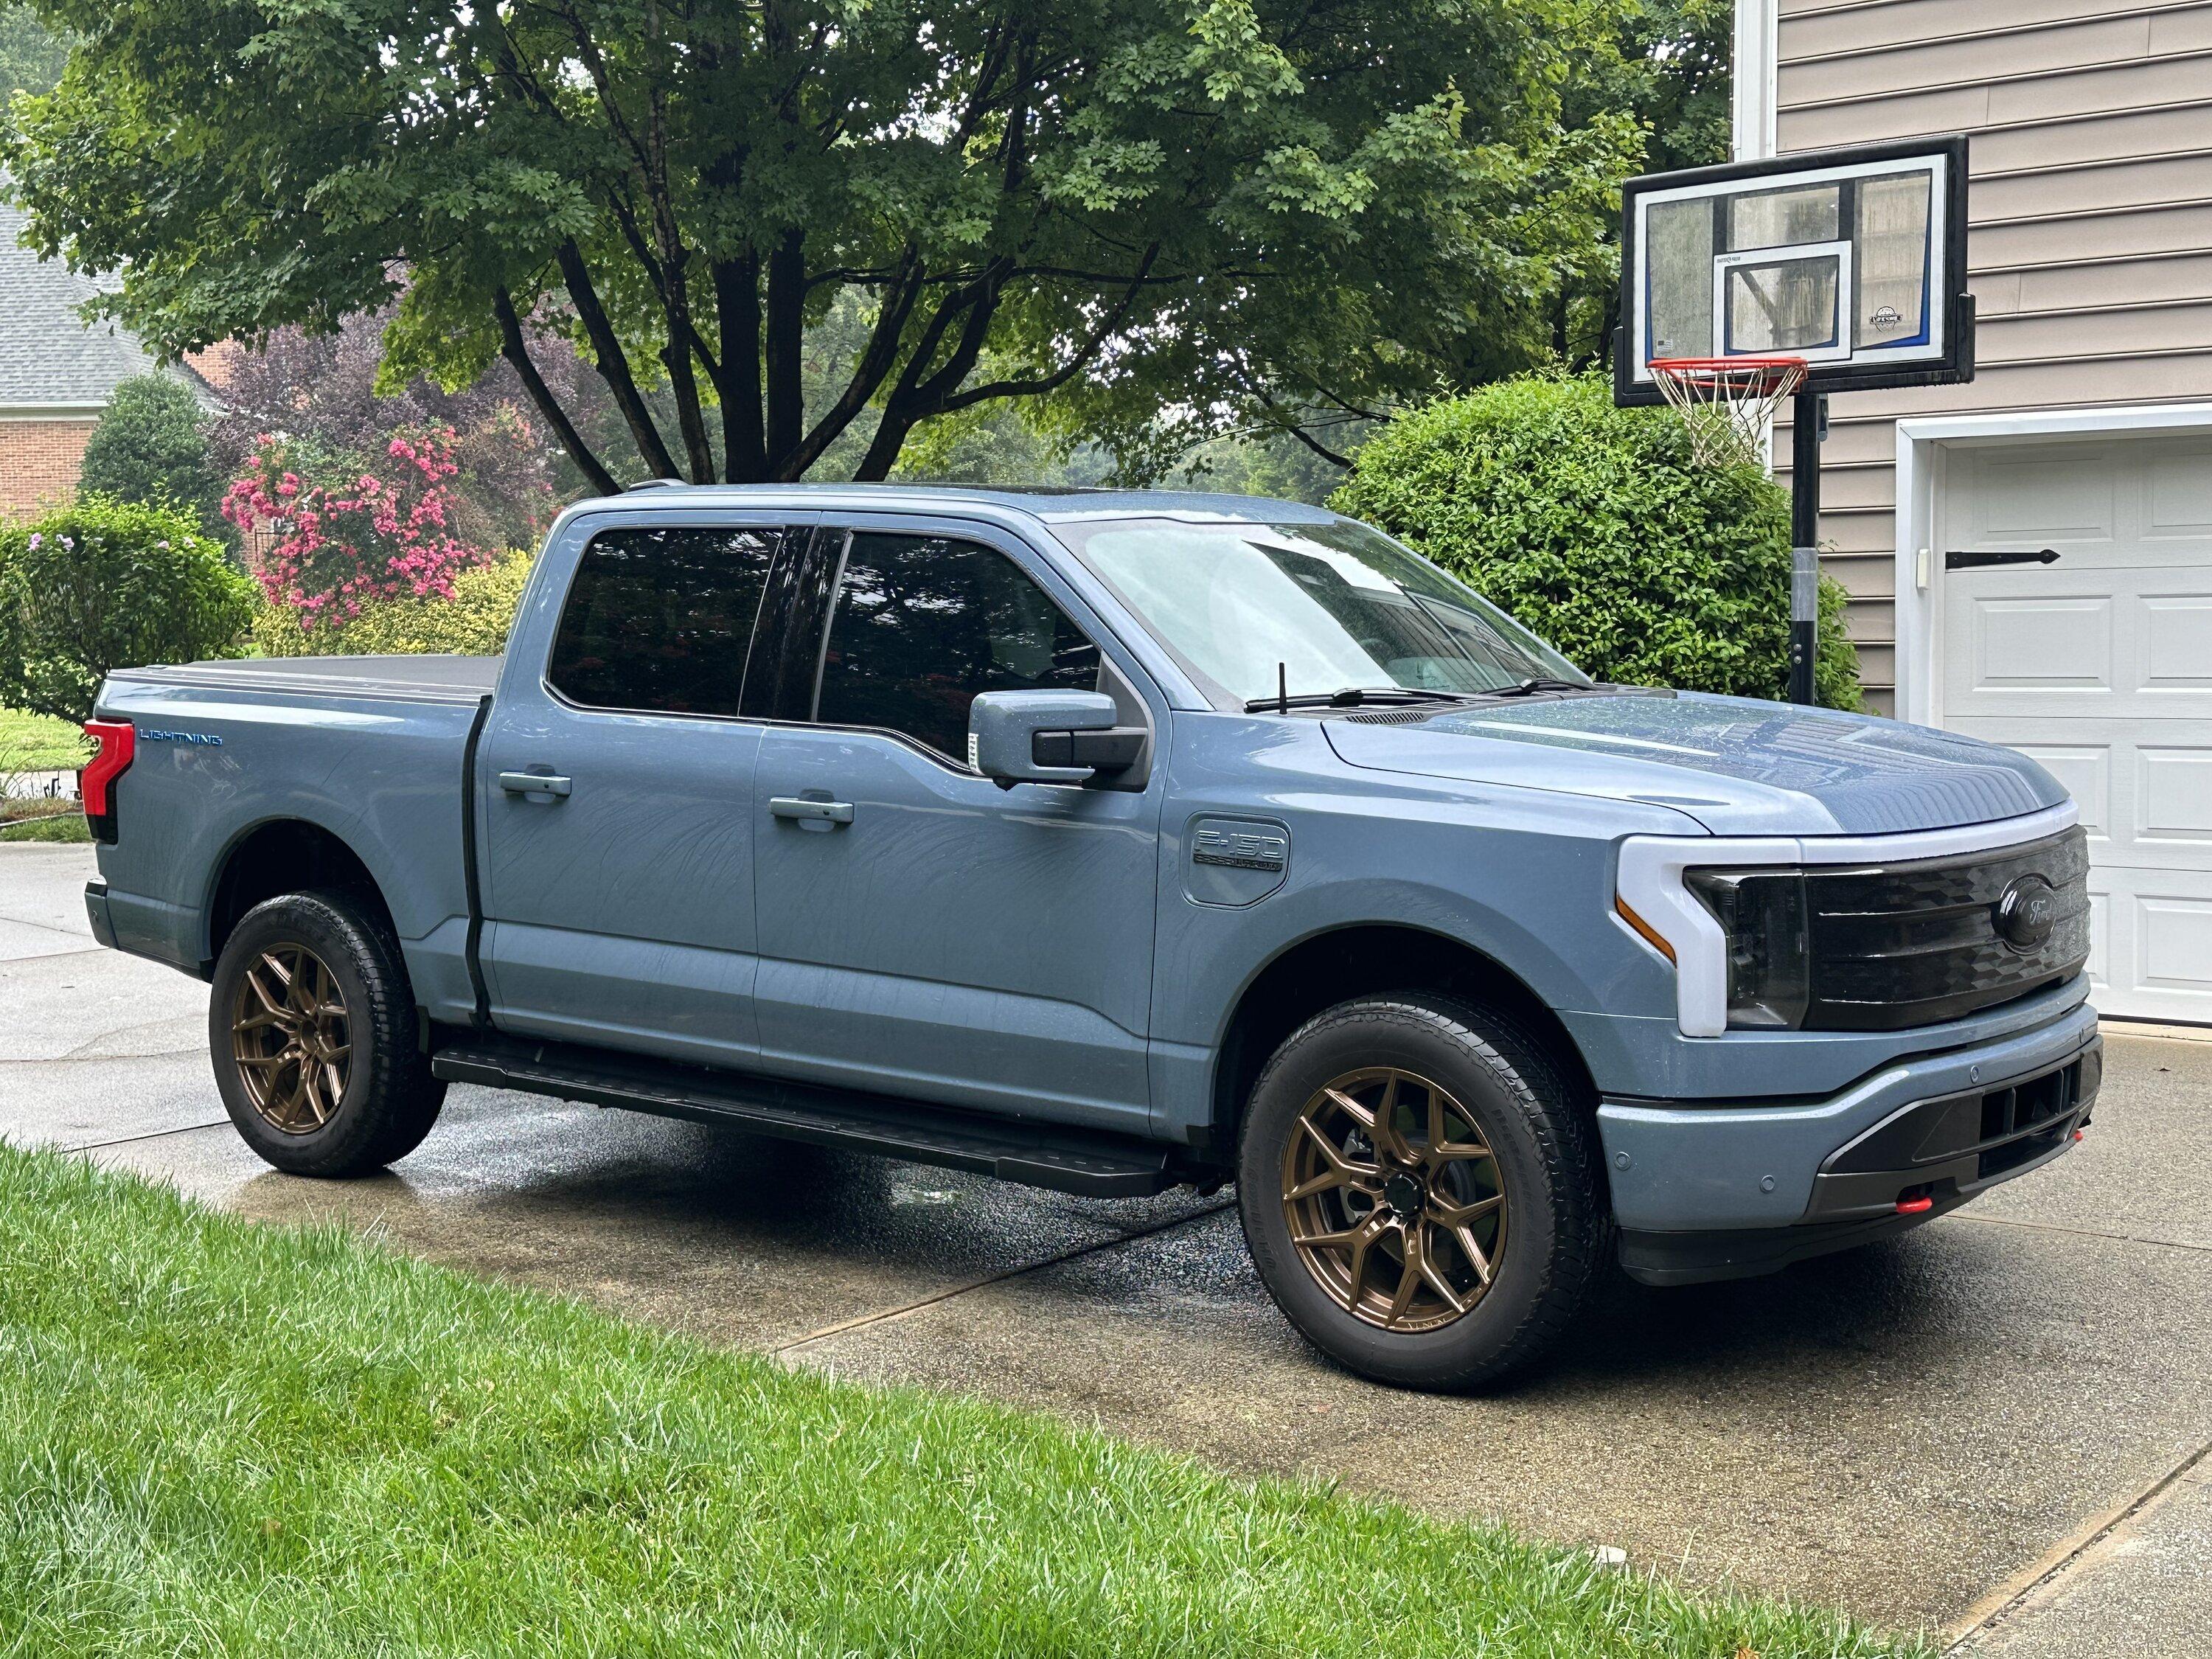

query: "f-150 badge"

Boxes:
[1193, 825, 1288, 872]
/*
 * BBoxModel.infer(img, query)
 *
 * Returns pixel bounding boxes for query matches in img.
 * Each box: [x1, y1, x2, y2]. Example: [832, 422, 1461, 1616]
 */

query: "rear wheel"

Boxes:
[209, 891, 445, 1176]
[1237, 993, 1607, 1390]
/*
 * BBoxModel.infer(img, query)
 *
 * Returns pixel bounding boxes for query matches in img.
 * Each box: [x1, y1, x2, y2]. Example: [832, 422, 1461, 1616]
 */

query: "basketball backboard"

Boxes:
[1615, 136, 1972, 405]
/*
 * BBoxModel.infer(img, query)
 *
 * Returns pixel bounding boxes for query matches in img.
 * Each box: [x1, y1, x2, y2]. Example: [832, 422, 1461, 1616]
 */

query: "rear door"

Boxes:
[476, 510, 809, 1067]
[749, 518, 1166, 1135]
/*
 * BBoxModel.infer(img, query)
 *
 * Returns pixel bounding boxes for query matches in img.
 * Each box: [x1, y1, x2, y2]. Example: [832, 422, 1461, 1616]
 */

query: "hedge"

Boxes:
[0, 496, 253, 723]
[1330, 375, 1863, 709]
[254, 552, 532, 658]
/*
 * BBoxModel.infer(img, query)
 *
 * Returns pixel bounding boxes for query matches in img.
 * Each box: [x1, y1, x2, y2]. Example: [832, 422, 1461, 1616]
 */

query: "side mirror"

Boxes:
[969, 689, 1141, 787]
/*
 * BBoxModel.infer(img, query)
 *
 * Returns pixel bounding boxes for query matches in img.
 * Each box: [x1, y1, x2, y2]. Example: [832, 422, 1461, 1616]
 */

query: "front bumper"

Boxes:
[1597, 1000, 2100, 1286]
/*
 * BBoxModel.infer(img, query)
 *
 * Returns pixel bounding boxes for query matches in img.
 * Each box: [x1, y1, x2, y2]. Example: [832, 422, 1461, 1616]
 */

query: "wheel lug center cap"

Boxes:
[1382, 1172, 1425, 1219]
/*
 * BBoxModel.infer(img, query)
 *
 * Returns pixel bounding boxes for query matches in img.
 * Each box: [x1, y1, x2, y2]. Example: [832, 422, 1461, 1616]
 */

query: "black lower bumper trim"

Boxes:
[1618, 1198, 1967, 1287]
[1803, 1039, 2098, 1223]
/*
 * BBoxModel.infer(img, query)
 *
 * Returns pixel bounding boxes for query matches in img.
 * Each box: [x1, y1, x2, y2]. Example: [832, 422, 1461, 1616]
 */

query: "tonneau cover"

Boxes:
[111, 654, 501, 704]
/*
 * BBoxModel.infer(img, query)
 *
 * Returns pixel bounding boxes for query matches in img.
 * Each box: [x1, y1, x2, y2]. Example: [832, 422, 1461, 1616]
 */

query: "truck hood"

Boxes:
[1322, 691, 2070, 836]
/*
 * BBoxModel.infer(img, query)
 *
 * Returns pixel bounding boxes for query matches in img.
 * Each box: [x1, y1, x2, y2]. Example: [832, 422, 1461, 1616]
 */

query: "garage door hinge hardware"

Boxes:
[1944, 549, 2059, 570]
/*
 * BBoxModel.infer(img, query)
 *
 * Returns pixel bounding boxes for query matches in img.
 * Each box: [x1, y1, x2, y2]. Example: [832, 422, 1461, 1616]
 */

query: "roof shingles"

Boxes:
[0, 202, 160, 408]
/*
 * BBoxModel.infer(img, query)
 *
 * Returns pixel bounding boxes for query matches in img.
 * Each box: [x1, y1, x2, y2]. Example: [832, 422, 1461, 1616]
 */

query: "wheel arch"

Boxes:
[1204, 923, 1598, 1164]
[202, 818, 398, 970]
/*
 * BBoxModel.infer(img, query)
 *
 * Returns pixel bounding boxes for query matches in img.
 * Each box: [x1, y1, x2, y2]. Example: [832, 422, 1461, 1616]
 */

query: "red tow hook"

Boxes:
[1895, 1195, 1935, 1215]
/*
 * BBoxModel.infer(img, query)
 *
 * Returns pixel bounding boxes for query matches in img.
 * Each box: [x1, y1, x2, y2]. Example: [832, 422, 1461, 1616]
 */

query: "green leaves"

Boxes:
[77, 374, 231, 549]
[0, 495, 254, 723]
[3, 0, 1644, 484]
[1332, 375, 1865, 711]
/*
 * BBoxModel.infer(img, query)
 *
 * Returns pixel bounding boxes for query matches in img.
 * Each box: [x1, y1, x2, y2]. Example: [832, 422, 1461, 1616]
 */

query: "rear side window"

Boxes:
[549, 526, 782, 716]
[815, 532, 1099, 761]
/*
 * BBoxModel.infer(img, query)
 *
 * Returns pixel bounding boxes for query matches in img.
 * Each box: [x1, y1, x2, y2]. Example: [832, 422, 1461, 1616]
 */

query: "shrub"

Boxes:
[0, 497, 254, 722]
[222, 425, 495, 629]
[77, 373, 229, 545]
[1331, 374, 1862, 709]
[253, 552, 532, 658]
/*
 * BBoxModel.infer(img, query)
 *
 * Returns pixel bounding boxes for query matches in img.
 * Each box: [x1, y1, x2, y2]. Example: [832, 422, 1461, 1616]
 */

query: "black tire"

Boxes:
[209, 890, 445, 1177]
[1236, 992, 1609, 1391]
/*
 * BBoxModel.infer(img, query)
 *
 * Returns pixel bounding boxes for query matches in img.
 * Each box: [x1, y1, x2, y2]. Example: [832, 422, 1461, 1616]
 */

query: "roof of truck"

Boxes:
[591, 481, 1340, 524]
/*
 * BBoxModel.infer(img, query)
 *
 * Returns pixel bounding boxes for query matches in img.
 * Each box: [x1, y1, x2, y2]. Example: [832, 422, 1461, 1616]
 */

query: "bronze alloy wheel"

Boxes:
[229, 942, 352, 1135]
[1280, 1066, 1507, 1333]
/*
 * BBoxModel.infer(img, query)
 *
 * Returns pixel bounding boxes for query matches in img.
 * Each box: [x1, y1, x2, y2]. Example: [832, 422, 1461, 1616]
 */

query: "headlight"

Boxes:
[1683, 868, 1810, 1030]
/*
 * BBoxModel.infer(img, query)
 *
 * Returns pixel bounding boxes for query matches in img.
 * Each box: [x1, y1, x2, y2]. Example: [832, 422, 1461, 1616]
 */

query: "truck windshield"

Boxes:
[1060, 516, 1589, 706]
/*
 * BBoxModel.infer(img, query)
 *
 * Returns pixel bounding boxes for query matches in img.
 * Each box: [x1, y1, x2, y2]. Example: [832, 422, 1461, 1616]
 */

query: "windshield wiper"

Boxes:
[1484, 678, 1591, 699]
[1243, 686, 1475, 713]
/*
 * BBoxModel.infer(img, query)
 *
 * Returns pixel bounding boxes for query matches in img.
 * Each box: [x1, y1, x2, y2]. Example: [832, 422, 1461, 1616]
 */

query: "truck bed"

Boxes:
[117, 654, 501, 703]
[91, 654, 495, 1014]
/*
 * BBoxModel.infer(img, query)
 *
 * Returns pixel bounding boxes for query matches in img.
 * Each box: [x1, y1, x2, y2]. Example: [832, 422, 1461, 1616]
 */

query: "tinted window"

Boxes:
[815, 533, 1099, 760]
[549, 526, 782, 715]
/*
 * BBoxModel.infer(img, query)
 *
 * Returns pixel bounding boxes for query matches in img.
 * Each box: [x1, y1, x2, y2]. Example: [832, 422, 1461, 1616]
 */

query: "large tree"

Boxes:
[4, 0, 1636, 491]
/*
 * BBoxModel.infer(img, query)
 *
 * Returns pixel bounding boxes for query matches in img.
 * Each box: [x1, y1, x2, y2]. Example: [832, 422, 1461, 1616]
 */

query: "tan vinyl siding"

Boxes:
[1767, 0, 2212, 713]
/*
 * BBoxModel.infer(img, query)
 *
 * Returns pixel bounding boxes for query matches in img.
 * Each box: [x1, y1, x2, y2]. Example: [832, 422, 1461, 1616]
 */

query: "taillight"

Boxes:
[81, 720, 133, 843]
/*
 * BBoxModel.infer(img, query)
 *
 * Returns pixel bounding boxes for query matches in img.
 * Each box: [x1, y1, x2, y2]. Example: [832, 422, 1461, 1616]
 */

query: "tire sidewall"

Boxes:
[209, 893, 402, 1175]
[1237, 999, 1570, 1389]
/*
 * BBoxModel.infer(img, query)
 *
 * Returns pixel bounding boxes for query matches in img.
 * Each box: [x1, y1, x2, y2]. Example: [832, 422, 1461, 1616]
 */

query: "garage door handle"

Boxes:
[768, 796, 853, 825]
[1946, 549, 2058, 570]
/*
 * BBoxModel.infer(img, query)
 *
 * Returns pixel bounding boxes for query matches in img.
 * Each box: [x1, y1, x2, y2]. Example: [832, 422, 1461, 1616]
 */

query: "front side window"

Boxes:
[548, 525, 782, 716]
[814, 532, 1099, 761]
[1059, 516, 1587, 706]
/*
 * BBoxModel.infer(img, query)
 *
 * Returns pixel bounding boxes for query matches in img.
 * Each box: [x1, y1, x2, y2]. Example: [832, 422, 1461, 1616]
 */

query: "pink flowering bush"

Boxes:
[222, 426, 495, 630]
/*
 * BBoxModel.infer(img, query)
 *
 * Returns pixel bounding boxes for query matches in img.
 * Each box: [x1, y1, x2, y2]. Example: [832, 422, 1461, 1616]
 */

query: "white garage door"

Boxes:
[1938, 434, 2212, 1023]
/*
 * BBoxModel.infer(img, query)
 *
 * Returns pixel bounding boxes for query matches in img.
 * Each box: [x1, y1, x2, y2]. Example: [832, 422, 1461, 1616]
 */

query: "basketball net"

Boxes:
[1648, 356, 1809, 469]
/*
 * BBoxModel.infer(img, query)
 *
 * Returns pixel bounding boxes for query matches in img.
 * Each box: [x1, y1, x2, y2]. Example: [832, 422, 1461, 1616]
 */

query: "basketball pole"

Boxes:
[1787, 388, 1824, 707]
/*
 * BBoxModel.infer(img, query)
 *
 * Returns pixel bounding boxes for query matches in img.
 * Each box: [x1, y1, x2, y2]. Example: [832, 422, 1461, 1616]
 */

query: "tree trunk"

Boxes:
[555, 242, 683, 481]
[493, 288, 620, 497]
[712, 252, 769, 482]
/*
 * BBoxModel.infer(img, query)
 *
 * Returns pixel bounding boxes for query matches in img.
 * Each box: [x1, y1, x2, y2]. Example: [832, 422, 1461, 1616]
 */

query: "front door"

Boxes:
[1939, 435, 2212, 1022]
[478, 513, 801, 1067]
[751, 521, 1164, 1134]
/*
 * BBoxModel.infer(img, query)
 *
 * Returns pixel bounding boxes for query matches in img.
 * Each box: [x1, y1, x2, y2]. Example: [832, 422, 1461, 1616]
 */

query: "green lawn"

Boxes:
[0, 802, 89, 841]
[0, 1147, 1920, 1658]
[0, 706, 89, 771]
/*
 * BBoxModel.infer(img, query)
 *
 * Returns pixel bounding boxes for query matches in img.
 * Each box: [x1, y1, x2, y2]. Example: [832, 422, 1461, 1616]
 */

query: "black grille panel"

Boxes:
[1802, 827, 2090, 1030]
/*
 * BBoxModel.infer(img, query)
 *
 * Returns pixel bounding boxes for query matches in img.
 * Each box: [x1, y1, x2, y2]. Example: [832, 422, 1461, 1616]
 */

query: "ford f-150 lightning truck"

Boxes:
[79, 486, 2099, 1388]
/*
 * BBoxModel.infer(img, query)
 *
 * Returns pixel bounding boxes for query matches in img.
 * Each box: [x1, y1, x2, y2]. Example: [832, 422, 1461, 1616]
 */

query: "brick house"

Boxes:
[0, 201, 212, 519]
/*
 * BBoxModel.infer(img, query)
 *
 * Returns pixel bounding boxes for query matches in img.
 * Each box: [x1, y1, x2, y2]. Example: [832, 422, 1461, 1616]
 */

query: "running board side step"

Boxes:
[430, 1034, 1180, 1198]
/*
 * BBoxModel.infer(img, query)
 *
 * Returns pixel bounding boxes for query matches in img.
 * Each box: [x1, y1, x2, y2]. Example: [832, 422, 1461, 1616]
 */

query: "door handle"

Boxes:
[1945, 549, 2059, 570]
[768, 796, 854, 825]
[498, 771, 572, 798]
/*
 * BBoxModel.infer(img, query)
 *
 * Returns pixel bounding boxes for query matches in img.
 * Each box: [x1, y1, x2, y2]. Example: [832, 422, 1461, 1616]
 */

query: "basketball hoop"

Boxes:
[1647, 355, 1809, 468]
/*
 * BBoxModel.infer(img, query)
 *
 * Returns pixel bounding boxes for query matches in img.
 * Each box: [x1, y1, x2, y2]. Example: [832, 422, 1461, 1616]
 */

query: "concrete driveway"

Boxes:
[4, 841, 2208, 1649]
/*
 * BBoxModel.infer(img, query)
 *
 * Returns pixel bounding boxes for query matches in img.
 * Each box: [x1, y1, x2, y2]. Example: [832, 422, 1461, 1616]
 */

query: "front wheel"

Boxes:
[209, 891, 445, 1177]
[1237, 994, 1608, 1391]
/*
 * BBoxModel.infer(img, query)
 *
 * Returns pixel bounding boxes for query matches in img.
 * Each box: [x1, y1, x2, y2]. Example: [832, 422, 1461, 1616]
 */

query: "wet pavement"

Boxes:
[4, 841, 2208, 1644]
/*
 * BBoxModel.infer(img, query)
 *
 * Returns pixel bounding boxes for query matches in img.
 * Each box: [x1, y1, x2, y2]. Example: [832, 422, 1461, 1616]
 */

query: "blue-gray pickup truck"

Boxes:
[80, 486, 2098, 1388]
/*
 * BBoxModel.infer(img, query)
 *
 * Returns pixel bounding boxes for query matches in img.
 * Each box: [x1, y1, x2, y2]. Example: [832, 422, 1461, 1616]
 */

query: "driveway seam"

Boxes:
[58, 1117, 231, 1153]
[771, 1198, 1234, 1359]
[0, 944, 106, 964]
[1941, 1439, 2212, 1652]
[1953, 1211, 2211, 1255]
[0, 1048, 206, 1068]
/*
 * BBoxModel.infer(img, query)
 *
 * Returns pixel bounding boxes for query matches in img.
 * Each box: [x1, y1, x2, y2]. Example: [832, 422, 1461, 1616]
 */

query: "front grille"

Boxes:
[1802, 827, 2090, 1030]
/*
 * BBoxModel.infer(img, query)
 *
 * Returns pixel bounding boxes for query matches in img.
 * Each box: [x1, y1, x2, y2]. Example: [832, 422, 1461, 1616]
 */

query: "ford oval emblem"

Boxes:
[1994, 874, 2057, 953]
